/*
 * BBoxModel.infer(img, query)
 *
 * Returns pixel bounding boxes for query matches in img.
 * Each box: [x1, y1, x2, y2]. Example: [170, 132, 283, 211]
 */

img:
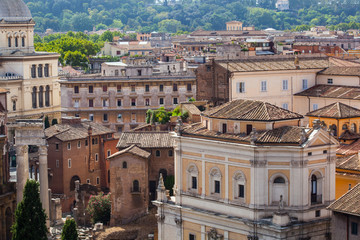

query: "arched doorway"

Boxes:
[70, 175, 80, 191]
[5, 207, 13, 240]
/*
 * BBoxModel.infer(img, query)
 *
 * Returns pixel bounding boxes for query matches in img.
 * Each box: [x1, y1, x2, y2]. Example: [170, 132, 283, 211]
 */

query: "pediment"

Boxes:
[305, 128, 339, 148]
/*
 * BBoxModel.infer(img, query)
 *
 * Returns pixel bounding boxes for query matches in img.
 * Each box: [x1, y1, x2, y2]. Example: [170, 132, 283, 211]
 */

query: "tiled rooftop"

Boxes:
[336, 154, 360, 171]
[306, 102, 360, 119]
[45, 122, 114, 141]
[337, 139, 360, 156]
[318, 66, 360, 76]
[108, 144, 150, 159]
[295, 85, 360, 100]
[328, 183, 360, 216]
[203, 99, 303, 121]
[117, 132, 175, 149]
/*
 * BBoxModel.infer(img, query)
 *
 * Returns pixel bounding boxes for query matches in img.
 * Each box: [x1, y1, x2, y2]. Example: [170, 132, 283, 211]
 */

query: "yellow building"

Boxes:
[0, 0, 61, 121]
[335, 153, 360, 199]
[154, 99, 338, 240]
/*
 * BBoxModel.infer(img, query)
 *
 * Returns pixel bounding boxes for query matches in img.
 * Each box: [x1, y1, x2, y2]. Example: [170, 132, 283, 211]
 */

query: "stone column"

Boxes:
[39, 145, 50, 227]
[16, 145, 29, 204]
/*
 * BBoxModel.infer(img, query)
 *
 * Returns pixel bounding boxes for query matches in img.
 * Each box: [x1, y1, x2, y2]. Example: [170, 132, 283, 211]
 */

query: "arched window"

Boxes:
[330, 124, 337, 136]
[38, 86, 44, 108]
[186, 164, 199, 193]
[270, 174, 288, 206]
[38, 64, 43, 78]
[8, 37, 11, 47]
[15, 37, 18, 47]
[233, 171, 246, 202]
[22, 37, 25, 47]
[342, 124, 348, 130]
[310, 171, 323, 205]
[32, 87, 37, 108]
[122, 161, 127, 169]
[209, 167, 222, 196]
[132, 180, 139, 192]
[70, 175, 80, 191]
[351, 123, 357, 133]
[45, 85, 50, 107]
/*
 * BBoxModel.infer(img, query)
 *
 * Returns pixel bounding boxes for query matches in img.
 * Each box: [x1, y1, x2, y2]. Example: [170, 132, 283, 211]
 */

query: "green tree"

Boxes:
[61, 219, 78, 240]
[11, 180, 47, 240]
[86, 192, 111, 224]
[44, 116, 50, 129]
[158, 19, 182, 33]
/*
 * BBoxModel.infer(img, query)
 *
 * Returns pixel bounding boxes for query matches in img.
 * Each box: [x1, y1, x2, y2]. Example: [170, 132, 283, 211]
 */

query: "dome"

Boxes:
[0, 0, 32, 22]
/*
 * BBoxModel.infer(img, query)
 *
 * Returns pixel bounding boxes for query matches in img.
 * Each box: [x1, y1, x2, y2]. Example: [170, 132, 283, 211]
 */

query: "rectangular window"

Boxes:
[131, 99, 136, 106]
[187, 83, 192, 91]
[107, 150, 111, 157]
[282, 80, 288, 90]
[117, 99, 122, 107]
[145, 98, 150, 106]
[261, 81, 267, 92]
[313, 104, 318, 111]
[89, 114, 94, 121]
[103, 99, 109, 107]
[117, 85, 121, 93]
[38, 64, 43, 78]
[31, 65, 36, 78]
[137, 70, 142, 76]
[214, 180, 220, 193]
[87, 179, 90, 184]
[159, 84, 164, 92]
[55, 143, 59, 150]
[327, 79, 333, 84]
[173, 98, 178, 105]
[206, 65, 211, 72]
[222, 123, 227, 133]
[131, 85, 136, 92]
[189, 234, 195, 240]
[77, 141, 81, 148]
[95, 153, 98, 162]
[282, 103, 288, 110]
[103, 114, 108, 122]
[238, 184, 244, 198]
[173, 84, 178, 92]
[85, 139, 88, 146]
[103, 85, 107, 92]
[44, 64, 49, 77]
[192, 176, 197, 189]
[56, 160, 59, 168]
[351, 222, 358, 235]
[67, 142, 71, 150]
[68, 159, 71, 168]
[74, 86, 79, 94]
[145, 85, 150, 92]
[89, 85, 93, 93]
[117, 113, 122, 121]
[302, 79, 308, 90]
[89, 99, 94, 107]
[237, 82, 245, 93]
[159, 98, 164, 105]
[96, 177, 100, 185]
[74, 99, 79, 108]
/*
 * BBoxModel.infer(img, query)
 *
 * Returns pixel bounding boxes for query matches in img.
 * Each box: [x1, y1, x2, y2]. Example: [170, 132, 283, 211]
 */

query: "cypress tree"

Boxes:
[61, 219, 78, 240]
[44, 116, 50, 128]
[11, 179, 48, 240]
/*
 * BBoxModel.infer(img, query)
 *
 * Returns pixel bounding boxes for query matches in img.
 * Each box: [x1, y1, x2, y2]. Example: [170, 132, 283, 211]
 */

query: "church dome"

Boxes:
[0, 0, 32, 22]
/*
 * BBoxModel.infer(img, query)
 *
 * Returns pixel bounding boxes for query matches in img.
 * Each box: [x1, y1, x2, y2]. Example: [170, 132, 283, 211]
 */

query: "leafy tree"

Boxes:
[11, 180, 47, 240]
[61, 219, 78, 240]
[44, 116, 50, 129]
[64, 51, 88, 67]
[86, 192, 111, 224]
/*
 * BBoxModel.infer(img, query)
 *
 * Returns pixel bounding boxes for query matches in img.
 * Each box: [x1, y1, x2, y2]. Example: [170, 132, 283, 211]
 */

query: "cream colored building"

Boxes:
[226, 21, 243, 31]
[0, 0, 61, 121]
[154, 99, 338, 240]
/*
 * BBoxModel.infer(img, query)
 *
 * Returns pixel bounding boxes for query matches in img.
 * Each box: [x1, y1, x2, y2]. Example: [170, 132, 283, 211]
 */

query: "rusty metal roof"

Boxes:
[203, 99, 303, 121]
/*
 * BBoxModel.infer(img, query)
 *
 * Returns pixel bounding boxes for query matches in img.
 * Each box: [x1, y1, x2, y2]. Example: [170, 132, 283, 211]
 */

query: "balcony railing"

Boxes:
[311, 194, 322, 205]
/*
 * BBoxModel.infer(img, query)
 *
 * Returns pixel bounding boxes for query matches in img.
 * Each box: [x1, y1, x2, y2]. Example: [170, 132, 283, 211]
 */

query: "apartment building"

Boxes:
[60, 75, 196, 132]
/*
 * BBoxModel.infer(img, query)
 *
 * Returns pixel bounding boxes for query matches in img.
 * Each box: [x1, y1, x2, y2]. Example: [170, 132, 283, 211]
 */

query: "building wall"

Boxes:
[109, 153, 149, 224]
[61, 77, 196, 131]
[335, 172, 360, 199]
[317, 74, 360, 86]
[332, 212, 360, 240]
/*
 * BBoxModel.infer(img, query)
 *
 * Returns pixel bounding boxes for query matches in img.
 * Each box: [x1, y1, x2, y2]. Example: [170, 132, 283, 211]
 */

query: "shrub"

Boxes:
[61, 219, 78, 240]
[86, 192, 111, 224]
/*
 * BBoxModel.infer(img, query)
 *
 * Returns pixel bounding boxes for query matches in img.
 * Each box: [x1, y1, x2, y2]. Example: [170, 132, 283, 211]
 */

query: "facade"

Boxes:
[275, 0, 290, 11]
[0, 0, 61, 121]
[328, 183, 360, 240]
[60, 75, 196, 132]
[226, 21, 243, 31]
[101, 41, 152, 57]
[45, 117, 116, 212]
[335, 153, 360, 199]
[154, 99, 338, 240]
[0, 88, 15, 240]
[294, 35, 360, 51]
[108, 132, 174, 224]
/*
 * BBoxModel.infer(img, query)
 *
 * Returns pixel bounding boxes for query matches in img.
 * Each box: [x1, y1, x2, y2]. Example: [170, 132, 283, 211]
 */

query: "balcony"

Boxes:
[311, 194, 322, 205]
[0, 75, 23, 81]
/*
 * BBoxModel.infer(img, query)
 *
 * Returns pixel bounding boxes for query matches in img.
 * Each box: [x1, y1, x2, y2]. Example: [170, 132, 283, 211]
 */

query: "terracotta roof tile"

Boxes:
[203, 99, 303, 121]
[337, 139, 360, 156]
[45, 122, 114, 141]
[295, 85, 360, 100]
[116, 132, 175, 149]
[328, 183, 360, 216]
[318, 66, 360, 76]
[306, 102, 360, 119]
[108, 145, 150, 159]
[182, 103, 201, 115]
[339, 130, 360, 140]
[336, 154, 360, 171]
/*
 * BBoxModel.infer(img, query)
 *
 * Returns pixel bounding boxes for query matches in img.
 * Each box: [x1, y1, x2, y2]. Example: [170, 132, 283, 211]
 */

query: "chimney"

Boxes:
[294, 56, 300, 70]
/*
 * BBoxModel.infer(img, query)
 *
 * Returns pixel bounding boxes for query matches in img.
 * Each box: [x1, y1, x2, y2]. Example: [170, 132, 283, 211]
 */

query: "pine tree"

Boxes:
[11, 179, 48, 240]
[61, 219, 78, 240]
[44, 116, 50, 128]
